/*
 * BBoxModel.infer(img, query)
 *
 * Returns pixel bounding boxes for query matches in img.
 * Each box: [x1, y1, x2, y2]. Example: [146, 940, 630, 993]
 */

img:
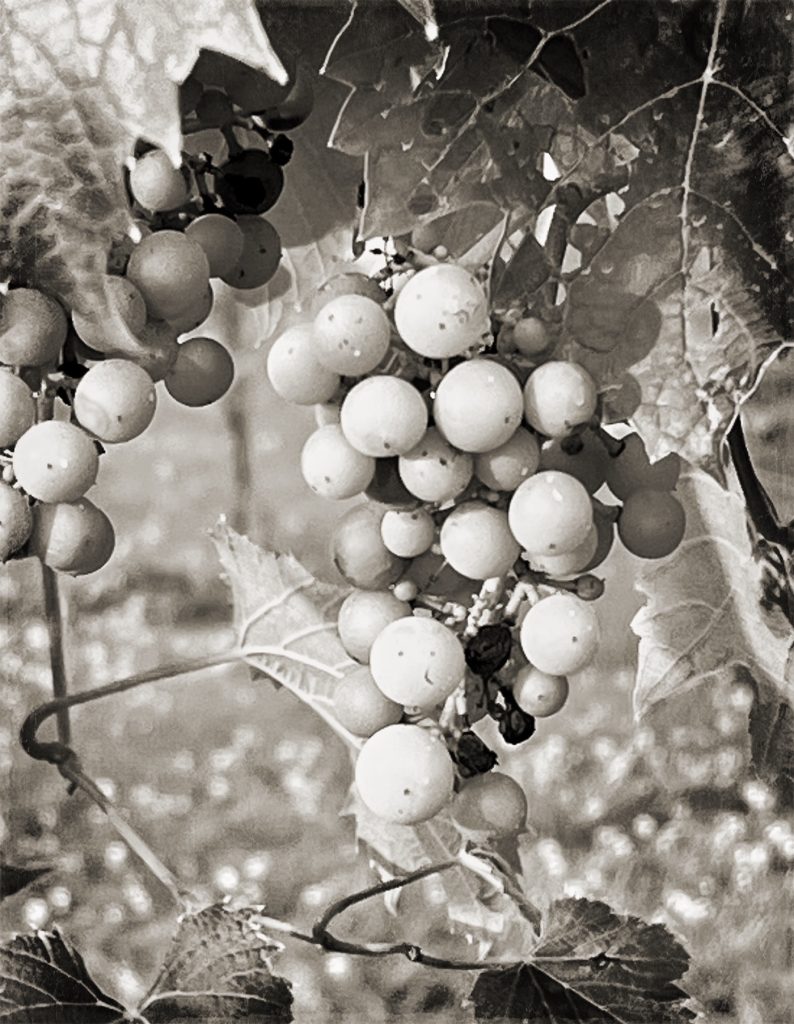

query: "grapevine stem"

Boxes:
[41, 564, 71, 746]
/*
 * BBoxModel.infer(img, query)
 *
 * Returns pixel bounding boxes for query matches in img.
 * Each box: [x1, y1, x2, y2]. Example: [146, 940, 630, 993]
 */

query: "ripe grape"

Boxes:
[618, 488, 686, 558]
[74, 359, 156, 443]
[29, 498, 115, 575]
[0, 288, 67, 367]
[512, 666, 568, 717]
[451, 772, 527, 835]
[604, 432, 681, 500]
[433, 359, 523, 453]
[526, 523, 598, 578]
[585, 502, 616, 571]
[72, 275, 147, 354]
[301, 424, 375, 499]
[519, 593, 599, 675]
[404, 549, 473, 603]
[129, 150, 189, 212]
[333, 665, 403, 737]
[512, 316, 551, 356]
[474, 428, 540, 491]
[523, 360, 598, 438]
[365, 457, 417, 507]
[439, 502, 520, 580]
[0, 372, 35, 448]
[508, 470, 594, 555]
[331, 504, 407, 588]
[167, 285, 214, 335]
[220, 216, 282, 290]
[165, 337, 235, 407]
[337, 588, 411, 663]
[125, 320, 180, 382]
[13, 421, 99, 502]
[393, 579, 418, 602]
[355, 724, 455, 825]
[216, 150, 284, 215]
[125, 231, 211, 321]
[267, 324, 340, 405]
[312, 272, 384, 315]
[398, 428, 473, 504]
[394, 264, 490, 358]
[185, 214, 245, 278]
[261, 65, 314, 131]
[538, 430, 609, 494]
[195, 88, 235, 127]
[312, 294, 391, 376]
[380, 508, 435, 558]
[340, 376, 428, 457]
[369, 615, 465, 711]
[0, 483, 32, 561]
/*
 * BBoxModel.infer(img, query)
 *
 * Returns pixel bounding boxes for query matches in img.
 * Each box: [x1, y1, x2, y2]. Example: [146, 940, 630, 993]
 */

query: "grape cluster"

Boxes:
[268, 253, 687, 832]
[0, 51, 310, 575]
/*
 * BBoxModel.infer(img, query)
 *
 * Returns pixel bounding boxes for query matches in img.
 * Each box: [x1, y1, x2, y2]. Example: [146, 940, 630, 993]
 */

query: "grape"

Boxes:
[434, 359, 523, 453]
[340, 376, 428, 457]
[13, 421, 99, 502]
[167, 285, 214, 335]
[74, 360, 156, 443]
[380, 508, 435, 558]
[451, 772, 527, 835]
[526, 524, 598, 579]
[508, 470, 594, 555]
[439, 502, 520, 580]
[523, 360, 598, 438]
[474, 428, 540, 491]
[191, 49, 238, 88]
[369, 615, 465, 711]
[125, 231, 211, 321]
[312, 294, 391, 376]
[314, 402, 341, 427]
[261, 65, 314, 131]
[519, 593, 599, 675]
[398, 428, 473, 503]
[220, 216, 282, 290]
[404, 549, 473, 603]
[585, 502, 616, 571]
[195, 88, 235, 128]
[179, 75, 203, 115]
[267, 324, 340, 405]
[512, 666, 569, 717]
[185, 214, 245, 279]
[604, 432, 681, 500]
[129, 150, 188, 212]
[512, 316, 551, 356]
[365, 457, 417, 507]
[29, 498, 115, 575]
[0, 483, 32, 561]
[394, 264, 490, 358]
[0, 372, 35, 448]
[618, 488, 686, 558]
[223, 60, 292, 113]
[72, 276, 147, 354]
[333, 665, 403, 737]
[337, 588, 411, 663]
[301, 424, 375, 499]
[216, 150, 284, 215]
[125, 320, 179, 382]
[465, 624, 512, 678]
[392, 579, 418, 602]
[312, 272, 384, 315]
[165, 337, 234, 407]
[538, 430, 609, 494]
[331, 504, 407, 588]
[355, 724, 455, 825]
[0, 289, 67, 367]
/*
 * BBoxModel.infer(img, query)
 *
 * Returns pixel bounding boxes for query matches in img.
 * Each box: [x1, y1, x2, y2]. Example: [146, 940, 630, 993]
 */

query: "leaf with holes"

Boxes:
[470, 897, 694, 1023]
[139, 904, 293, 1022]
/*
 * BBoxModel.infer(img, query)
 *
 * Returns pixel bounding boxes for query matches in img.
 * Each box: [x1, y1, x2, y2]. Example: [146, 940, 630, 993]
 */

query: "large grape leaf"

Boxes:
[0, 0, 285, 310]
[470, 897, 694, 1023]
[139, 904, 293, 1022]
[0, 929, 128, 1023]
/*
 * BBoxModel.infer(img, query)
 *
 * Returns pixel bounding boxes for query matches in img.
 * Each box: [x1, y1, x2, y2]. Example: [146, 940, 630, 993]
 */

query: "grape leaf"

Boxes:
[0, 865, 50, 902]
[139, 904, 292, 1022]
[396, 0, 439, 42]
[0, 0, 284, 310]
[0, 929, 128, 1023]
[470, 897, 694, 1023]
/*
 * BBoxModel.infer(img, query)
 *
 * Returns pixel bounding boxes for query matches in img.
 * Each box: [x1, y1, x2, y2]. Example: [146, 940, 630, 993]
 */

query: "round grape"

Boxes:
[0, 483, 32, 561]
[520, 594, 599, 675]
[331, 504, 407, 589]
[0, 289, 67, 367]
[74, 360, 156, 443]
[439, 502, 520, 580]
[312, 294, 391, 376]
[0, 372, 35, 448]
[29, 498, 115, 575]
[394, 264, 489, 358]
[314, 402, 341, 427]
[523, 361, 598, 439]
[538, 430, 609, 494]
[380, 508, 435, 558]
[526, 523, 598, 578]
[512, 316, 551, 356]
[340, 376, 428, 457]
[261, 65, 314, 131]
[301, 424, 375, 500]
[333, 665, 403, 737]
[13, 421, 99, 503]
[126, 231, 210, 321]
[337, 588, 411, 664]
[398, 428, 473, 503]
[618, 488, 686, 559]
[404, 550, 473, 603]
[474, 428, 540, 491]
[585, 503, 616, 571]
[185, 214, 245, 279]
[604, 432, 681, 500]
[223, 60, 292, 113]
[434, 359, 523, 453]
[355, 724, 455, 825]
[165, 337, 234, 407]
[195, 88, 235, 128]
[267, 324, 340, 405]
[312, 272, 384, 315]
[129, 150, 189, 212]
[392, 579, 418, 603]
[512, 666, 569, 717]
[220, 216, 282, 290]
[508, 470, 594, 555]
[369, 615, 465, 711]
[451, 772, 527, 835]
[216, 150, 284, 215]
[167, 285, 214, 335]
[72, 276, 148, 355]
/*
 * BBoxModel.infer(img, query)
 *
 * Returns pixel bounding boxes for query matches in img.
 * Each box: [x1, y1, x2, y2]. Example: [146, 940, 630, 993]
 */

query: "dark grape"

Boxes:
[215, 150, 284, 215]
[492, 684, 536, 745]
[269, 134, 294, 167]
[448, 731, 498, 778]
[465, 624, 512, 678]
